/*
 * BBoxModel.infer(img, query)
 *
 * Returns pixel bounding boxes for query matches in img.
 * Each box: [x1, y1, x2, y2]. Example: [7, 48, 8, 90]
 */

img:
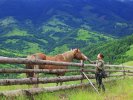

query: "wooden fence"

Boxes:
[0, 57, 133, 97]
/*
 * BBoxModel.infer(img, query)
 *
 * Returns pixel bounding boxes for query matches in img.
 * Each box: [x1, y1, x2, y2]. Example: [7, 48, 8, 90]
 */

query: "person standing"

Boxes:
[88, 53, 105, 92]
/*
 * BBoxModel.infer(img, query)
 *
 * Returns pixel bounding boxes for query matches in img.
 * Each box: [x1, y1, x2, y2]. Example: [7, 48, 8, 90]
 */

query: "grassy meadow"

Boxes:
[0, 61, 133, 100]
[0, 77, 133, 100]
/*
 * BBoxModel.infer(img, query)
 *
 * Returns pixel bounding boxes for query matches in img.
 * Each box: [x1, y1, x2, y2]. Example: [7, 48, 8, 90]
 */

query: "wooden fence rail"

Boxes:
[104, 65, 133, 69]
[0, 74, 94, 86]
[0, 69, 82, 73]
[0, 57, 86, 67]
[0, 78, 123, 97]
[0, 69, 133, 73]
[0, 74, 124, 86]
[0, 57, 133, 69]
[0, 57, 132, 97]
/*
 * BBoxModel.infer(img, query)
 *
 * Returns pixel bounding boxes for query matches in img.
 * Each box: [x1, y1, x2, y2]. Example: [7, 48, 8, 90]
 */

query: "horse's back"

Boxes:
[26, 53, 67, 76]
[26, 53, 46, 68]
[45, 54, 67, 74]
[26, 53, 46, 77]
[46, 54, 64, 61]
[33, 53, 46, 60]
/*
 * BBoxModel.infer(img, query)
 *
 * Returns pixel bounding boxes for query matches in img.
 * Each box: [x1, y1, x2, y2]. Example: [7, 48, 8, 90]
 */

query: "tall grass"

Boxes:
[35, 77, 133, 100]
[0, 77, 133, 100]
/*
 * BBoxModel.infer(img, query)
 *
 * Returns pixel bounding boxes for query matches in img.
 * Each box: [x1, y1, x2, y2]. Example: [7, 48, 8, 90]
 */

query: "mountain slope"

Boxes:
[83, 34, 133, 64]
[0, 0, 133, 58]
[0, 0, 133, 36]
[0, 15, 114, 56]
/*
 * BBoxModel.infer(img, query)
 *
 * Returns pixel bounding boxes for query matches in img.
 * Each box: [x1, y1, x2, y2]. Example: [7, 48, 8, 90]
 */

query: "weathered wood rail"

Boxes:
[0, 57, 132, 97]
[0, 69, 133, 73]
[0, 74, 124, 86]
[0, 78, 123, 97]
[0, 57, 133, 68]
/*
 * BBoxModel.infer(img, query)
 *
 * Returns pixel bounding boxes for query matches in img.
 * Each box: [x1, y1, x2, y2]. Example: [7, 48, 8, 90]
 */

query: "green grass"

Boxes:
[38, 39, 48, 44]
[22, 42, 44, 54]
[0, 49, 24, 57]
[123, 61, 133, 66]
[5, 28, 32, 37]
[49, 33, 60, 40]
[5, 39, 19, 44]
[0, 41, 44, 56]
[49, 44, 69, 55]
[76, 29, 91, 41]
[36, 77, 133, 100]
[0, 77, 133, 100]
[48, 18, 67, 26]
[0, 79, 88, 91]
[76, 29, 113, 41]
[126, 45, 133, 57]
[41, 17, 71, 33]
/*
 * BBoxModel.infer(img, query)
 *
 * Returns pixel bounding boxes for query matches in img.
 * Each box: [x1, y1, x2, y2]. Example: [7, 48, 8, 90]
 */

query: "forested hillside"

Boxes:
[0, 0, 133, 63]
[83, 34, 133, 64]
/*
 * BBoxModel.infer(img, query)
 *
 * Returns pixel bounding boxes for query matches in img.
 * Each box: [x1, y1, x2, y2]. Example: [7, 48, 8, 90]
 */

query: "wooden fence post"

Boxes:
[107, 62, 110, 76]
[33, 56, 39, 88]
[80, 60, 84, 83]
[106, 62, 110, 81]
[122, 64, 126, 79]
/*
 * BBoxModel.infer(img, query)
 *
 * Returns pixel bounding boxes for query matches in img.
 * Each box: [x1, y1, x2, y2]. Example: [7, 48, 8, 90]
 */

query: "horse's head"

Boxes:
[72, 48, 88, 61]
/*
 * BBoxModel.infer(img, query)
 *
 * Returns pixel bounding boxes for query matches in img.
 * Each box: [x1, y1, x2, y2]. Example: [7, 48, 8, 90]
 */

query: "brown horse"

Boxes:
[26, 48, 88, 85]
[26, 53, 46, 78]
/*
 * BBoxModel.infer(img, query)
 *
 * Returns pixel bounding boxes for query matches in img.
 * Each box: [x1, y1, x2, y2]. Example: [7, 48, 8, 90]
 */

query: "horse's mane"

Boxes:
[61, 50, 74, 55]
[59, 50, 75, 61]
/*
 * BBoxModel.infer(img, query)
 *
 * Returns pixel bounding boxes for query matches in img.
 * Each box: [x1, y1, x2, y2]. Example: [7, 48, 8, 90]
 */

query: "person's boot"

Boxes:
[102, 84, 105, 92]
[98, 85, 101, 92]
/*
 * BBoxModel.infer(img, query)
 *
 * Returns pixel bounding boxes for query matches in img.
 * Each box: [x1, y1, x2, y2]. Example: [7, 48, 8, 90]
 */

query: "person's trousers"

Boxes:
[95, 72, 105, 92]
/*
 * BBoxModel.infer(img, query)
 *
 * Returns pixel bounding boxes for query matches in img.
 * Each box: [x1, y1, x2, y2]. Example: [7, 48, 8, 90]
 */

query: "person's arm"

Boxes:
[96, 61, 103, 70]
[87, 58, 96, 64]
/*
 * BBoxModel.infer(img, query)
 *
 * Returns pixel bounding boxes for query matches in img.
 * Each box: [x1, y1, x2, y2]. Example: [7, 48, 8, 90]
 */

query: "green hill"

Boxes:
[0, 0, 133, 65]
[83, 34, 133, 64]
[0, 17, 114, 57]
